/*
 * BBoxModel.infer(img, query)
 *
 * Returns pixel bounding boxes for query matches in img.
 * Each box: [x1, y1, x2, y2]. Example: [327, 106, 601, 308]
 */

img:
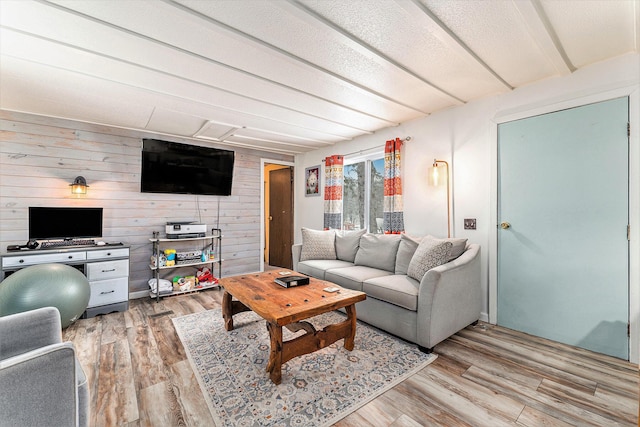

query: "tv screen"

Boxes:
[141, 139, 235, 196]
[29, 207, 103, 240]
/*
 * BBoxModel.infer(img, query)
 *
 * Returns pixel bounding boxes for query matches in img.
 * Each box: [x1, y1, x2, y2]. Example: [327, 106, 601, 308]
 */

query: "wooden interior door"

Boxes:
[268, 167, 293, 269]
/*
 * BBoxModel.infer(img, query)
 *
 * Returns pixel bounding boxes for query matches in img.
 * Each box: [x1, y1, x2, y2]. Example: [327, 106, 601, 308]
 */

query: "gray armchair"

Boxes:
[0, 307, 89, 427]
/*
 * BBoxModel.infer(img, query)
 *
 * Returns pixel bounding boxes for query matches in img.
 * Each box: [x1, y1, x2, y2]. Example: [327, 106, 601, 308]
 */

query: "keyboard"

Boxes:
[40, 239, 96, 249]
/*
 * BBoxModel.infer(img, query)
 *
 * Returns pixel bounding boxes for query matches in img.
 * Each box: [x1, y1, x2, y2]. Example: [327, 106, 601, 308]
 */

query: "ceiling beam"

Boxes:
[512, 0, 575, 74]
[193, 120, 339, 147]
[230, 134, 334, 148]
[284, 0, 465, 105]
[1, 105, 306, 155]
[163, 0, 431, 115]
[200, 135, 311, 154]
[397, 0, 514, 91]
[34, 0, 399, 131]
[2, 26, 355, 143]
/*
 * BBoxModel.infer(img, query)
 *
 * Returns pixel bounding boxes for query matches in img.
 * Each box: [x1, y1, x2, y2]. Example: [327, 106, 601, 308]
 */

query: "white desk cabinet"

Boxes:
[0, 245, 130, 317]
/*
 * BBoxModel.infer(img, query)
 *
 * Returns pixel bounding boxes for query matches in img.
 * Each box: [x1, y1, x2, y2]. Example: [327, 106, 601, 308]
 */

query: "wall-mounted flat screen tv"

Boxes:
[141, 139, 235, 196]
[29, 207, 103, 240]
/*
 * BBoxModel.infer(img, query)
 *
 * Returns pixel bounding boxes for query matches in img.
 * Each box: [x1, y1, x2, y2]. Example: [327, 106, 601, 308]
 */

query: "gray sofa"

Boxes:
[292, 229, 481, 352]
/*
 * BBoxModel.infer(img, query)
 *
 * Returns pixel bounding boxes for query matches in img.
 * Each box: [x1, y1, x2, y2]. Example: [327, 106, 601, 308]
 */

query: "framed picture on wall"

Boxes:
[305, 165, 321, 197]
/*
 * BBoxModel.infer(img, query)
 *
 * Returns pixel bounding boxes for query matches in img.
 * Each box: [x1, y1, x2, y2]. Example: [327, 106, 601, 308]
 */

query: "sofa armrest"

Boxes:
[416, 244, 482, 349]
[0, 342, 79, 426]
[292, 243, 302, 271]
[0, 307, 62, 360]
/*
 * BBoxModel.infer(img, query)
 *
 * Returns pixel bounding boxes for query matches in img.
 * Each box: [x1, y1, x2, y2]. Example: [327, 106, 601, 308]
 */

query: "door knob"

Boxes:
[269, 216, 273, 221]
[500, 221, 511, 229]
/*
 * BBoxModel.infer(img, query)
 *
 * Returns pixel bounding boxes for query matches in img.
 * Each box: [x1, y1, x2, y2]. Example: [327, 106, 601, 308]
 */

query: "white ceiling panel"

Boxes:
[222, 135, 314, 155]
[176, 0, 461, 112]
[540, 0, 638, 68]
[146, 108, 206, 137]
[297, 0, 507, 100]
[0, 0, 637, 154]
[51, 0, 421, 123]
[234, 128, 333, 146]
[177, 101, 353, 143]
[0, 57, 153, 129]
[0, 28, 364, 140]
[422, 0, 562, 87]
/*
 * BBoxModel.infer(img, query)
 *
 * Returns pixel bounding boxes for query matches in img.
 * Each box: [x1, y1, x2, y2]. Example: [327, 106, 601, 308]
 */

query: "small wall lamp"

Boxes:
[70, 176, 89, 195]
[429, 159, 451, 238]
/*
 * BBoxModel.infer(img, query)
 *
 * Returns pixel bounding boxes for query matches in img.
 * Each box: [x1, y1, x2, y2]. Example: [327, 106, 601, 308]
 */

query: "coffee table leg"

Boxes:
[222, 292, 252, 332]
[263, 306, 359, 385]
[222, 291, 234, 331]
[344, 304, 357, 351]
[266, 322, 283, 385]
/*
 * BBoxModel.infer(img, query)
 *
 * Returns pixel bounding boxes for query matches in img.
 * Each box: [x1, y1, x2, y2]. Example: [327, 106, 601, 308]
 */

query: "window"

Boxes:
[342, 154, 384, 233]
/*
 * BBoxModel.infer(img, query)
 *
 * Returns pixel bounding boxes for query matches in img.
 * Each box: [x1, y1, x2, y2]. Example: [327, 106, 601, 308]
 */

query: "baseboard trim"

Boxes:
[130, 290, 150, 300]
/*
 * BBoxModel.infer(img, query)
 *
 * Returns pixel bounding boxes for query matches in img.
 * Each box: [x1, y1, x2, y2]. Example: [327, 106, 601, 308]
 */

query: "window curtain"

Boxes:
[323, 155, 343, 230]
[383, 138, 405, 234]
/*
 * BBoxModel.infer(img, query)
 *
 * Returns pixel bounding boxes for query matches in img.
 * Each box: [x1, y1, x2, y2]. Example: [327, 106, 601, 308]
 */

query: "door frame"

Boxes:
[489, 85, 639, 363]
[260, 158, 295, 272]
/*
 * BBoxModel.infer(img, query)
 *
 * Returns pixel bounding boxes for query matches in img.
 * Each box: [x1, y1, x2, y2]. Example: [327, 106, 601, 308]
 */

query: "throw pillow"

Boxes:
[395, 234, 421, 275]
[335, 228, 366, 262]
[426, 235, 468, 261]
[407, 237, 453, 281]
[354, 233, 401, 272]
[299, 228, 336, 261]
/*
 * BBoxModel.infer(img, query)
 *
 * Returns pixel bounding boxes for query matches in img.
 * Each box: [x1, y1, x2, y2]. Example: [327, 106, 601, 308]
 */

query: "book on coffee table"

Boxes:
[274, 275, 310, 288]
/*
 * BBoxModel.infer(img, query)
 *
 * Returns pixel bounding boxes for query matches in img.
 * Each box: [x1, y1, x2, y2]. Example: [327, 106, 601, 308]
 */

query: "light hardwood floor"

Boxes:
[64, 290, 639, 426]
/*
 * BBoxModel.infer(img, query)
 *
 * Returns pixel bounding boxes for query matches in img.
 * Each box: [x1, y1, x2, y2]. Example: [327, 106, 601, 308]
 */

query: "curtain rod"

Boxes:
[322, 136, 411, 161]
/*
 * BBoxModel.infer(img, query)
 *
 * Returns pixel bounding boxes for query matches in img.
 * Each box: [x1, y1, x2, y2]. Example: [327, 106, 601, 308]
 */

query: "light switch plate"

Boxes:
[464, 218, 476, 230]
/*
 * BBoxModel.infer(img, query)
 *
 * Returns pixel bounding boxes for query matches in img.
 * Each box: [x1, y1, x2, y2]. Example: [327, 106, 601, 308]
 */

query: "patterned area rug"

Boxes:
[172, 309, 436, 427]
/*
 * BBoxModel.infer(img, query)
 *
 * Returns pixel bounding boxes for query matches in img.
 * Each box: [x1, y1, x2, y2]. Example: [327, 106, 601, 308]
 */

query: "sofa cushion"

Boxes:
[364, 275, 420, 311]
[426, 235, 468, 261]
[335, 229, 366, 262]
[395, 234, 421, 275]
[300, 228, 336, 261]
[354, 234, 401, 272]
[325, 266, 393, 292]
[297, 259, 353, 280]
[407, 237, 453, 281]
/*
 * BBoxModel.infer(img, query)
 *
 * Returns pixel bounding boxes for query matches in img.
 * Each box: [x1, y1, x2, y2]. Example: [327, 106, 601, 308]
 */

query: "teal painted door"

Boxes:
[497, 97, 629, 359]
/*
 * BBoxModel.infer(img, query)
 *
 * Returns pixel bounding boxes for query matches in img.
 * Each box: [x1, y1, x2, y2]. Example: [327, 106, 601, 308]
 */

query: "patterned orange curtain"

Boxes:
[323, 155, 343, 230]
[383, 138, 404, 234]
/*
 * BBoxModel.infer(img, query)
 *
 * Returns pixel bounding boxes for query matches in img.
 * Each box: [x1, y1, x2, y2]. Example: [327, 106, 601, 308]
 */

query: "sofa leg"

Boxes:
[418, 345, 433, 354]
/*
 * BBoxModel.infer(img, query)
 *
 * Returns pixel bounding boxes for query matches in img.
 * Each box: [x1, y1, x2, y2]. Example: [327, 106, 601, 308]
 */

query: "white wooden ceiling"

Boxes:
[1, 0, 638, 154]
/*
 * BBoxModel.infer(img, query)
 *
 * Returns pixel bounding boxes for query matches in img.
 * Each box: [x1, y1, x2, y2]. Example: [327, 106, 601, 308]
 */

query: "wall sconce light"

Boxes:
[70, 176, 89, 195]
[429, 159, 450, 238]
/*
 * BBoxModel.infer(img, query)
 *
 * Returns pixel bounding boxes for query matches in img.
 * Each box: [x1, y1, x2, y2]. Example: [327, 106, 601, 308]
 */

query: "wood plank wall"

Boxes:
[0, 110, 293, 294]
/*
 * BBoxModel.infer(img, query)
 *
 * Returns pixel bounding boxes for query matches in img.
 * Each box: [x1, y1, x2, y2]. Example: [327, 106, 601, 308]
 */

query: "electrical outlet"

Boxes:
[464, 218, 476, 230]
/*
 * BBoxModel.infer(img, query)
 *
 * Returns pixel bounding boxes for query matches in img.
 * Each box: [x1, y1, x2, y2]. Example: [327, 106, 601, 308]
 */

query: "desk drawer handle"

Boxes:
[101, 268, 116, 273]
[100, 290, 115, 295]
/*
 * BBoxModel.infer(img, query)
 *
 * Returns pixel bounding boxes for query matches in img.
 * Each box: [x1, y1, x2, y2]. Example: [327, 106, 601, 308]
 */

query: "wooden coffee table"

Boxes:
[220, 271, 366, 384]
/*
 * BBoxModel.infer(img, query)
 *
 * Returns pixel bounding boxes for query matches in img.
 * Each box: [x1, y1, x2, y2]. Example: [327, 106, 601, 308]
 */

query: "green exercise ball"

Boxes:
[0, 263, 91, 328]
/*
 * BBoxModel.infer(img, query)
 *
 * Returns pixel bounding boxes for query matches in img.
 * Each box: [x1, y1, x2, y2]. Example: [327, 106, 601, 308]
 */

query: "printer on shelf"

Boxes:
[165, 222, 207, 239]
